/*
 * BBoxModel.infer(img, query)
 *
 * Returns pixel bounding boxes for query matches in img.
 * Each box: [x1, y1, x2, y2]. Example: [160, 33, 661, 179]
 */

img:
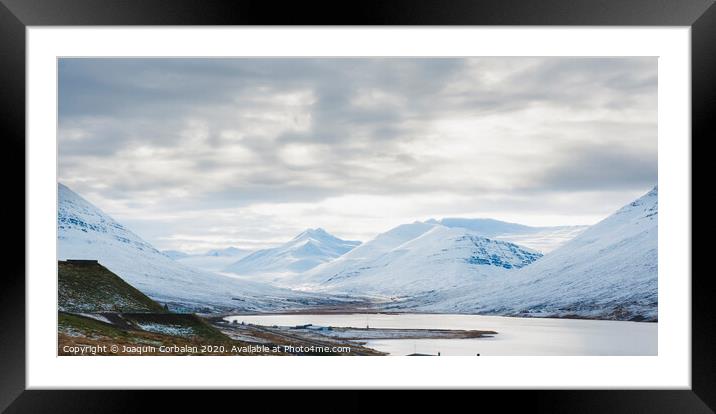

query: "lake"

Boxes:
[224, 313, 657, 356]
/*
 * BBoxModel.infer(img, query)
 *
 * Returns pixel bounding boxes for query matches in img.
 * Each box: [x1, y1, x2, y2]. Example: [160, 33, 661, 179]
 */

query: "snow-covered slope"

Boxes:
[284, 222, 434, 288]
[492, 226, 587, 254]
[287, 219, 581, 294]
[289, 224, 542, 297]
[222, 228, 360, 277]
[432, 218, 587, 253]
[431, 218, 537, 235]
[57, 183, 348, 312]
[408, 187, 658, 321]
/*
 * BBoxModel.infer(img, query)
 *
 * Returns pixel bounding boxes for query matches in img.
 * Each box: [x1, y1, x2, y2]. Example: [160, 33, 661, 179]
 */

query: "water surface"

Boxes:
[225, 313, 657, 356]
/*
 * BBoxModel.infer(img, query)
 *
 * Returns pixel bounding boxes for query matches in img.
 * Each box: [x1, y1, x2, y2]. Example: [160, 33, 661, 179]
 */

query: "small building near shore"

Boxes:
[66, 259, 99, 264]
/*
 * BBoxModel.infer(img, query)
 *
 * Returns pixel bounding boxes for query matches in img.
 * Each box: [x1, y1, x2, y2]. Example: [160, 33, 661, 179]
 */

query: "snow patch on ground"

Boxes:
[136, 322, 195, 337]
[77, 313, 113, 324]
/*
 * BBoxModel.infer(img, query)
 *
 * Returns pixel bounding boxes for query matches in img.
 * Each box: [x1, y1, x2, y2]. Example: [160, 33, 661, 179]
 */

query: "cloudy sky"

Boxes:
[58, 58, 657, 253]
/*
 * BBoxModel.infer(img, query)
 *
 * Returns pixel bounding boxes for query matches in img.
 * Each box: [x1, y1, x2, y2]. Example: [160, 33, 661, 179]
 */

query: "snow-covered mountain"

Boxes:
[57, 183, 350, 312]
[57, 181, 658, 321]
[430, 218, 587, 253]
[407, 186, 658, 321]
[288, 223, 543, 297]
[285, 221, 434, 290]
[162, 247, 252, 273]
[222, 228, 360, 277]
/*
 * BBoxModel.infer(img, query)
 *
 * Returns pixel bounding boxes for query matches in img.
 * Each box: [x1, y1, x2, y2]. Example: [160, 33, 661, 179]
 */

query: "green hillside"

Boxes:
[58, 312, 229, 342]
[116, 313, 229, 341]
[58, 312, 249, 355]
[58, 260, 167, 313]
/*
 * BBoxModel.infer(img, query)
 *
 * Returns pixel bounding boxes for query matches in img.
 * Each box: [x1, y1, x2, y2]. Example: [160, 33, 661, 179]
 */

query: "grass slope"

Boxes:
[58, 312, 267, 355]
[58, 260, 167, 313]
[57, 261, 384, 355]
[116, 313, 229, 341]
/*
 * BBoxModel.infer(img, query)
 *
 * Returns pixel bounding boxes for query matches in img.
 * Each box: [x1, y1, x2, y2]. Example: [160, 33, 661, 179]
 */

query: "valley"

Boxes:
[58, 259, 495, 356]
[56, 183, 659, 355]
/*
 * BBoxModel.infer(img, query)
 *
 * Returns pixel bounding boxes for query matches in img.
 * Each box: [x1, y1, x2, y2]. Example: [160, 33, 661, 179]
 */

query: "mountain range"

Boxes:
[286, 223, 543, 297]
[400, 186, 659, 320]
[57, 182, 658, 320]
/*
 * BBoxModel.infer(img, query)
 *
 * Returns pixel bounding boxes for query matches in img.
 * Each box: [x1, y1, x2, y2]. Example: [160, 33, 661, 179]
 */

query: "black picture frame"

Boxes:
[1, 0, 711, 411]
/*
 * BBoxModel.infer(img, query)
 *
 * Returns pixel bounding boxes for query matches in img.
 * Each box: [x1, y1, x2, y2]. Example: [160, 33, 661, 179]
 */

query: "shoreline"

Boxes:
[205, 309, 658, 323]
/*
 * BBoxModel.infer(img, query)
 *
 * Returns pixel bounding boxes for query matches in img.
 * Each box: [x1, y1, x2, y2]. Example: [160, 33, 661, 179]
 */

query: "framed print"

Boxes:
[2, 0, 713, 411]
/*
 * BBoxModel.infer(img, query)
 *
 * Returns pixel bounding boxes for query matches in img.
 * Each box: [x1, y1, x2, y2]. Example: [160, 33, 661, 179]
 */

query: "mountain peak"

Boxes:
[224, 228, 360, 276]
[293, 227, 332, 241]
[613, 185, 658, 219]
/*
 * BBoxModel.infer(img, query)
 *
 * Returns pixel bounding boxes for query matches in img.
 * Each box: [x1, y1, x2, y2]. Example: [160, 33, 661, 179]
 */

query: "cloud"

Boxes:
[531, 141, 657, 192]
[58, 57, 657, 251]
